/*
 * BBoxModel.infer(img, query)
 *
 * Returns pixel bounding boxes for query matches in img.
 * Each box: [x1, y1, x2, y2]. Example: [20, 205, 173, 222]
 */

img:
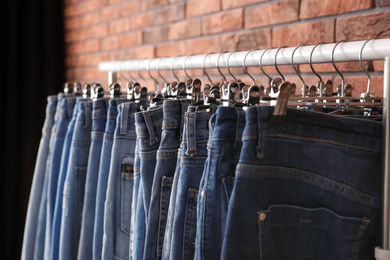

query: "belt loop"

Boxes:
[84, 102, 92, 129]
[233, 108, 240, 148]
[179, 101, 186, 142]
[120, 103, 129, 134]
[185, 112, 197, 157]
[143, 111, 158, 146]
[256, 106, 264, 159]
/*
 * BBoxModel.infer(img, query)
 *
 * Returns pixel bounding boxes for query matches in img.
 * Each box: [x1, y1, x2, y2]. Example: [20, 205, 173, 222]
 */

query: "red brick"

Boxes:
[120, 1, 139, 17]
[300, 0, 373, 20]
[141, 0, 170, 11]
[101, 5, 120, 22]
[84, 39, 100, 52]
[186, 0, 221, 18]
[185, 36, 222, 55]
[373, 60, 385, 71]
[245, 0, 299, 28]
[273, 20, 335, 47]
[101, 36, 119, 50]
[143, 26, 169, 44]
[222, 0, 268, 9]
[81, 12, 100, 27]
[376, 0, 390, 6]
[129, 13, 152, 30]
[155, 3, 185, 25]
[118, 31, 143, 48]
[156, 41, 186, 57]
[336, 11, 390, 41]
[168, 19, 202, 40]
[66, 42, 84, 54]
[64, 16, 82, 30]
[202, 9, 243, 35]
[221, 29, 271, 51]
[89, 24, 109, 38]
[128, 46, 156, 59]
[109, 18, 129, 34]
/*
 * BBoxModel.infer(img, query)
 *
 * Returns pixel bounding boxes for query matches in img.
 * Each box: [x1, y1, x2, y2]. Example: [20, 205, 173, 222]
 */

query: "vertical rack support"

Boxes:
[108, 71, 117, 86]
[376, 56, 390, 260]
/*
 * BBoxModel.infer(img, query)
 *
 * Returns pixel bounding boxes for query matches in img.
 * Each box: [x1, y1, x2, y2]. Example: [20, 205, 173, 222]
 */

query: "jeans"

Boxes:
[144, 100, 190, 260]
[132, 105, 163, 260]
[77, 98, 108, 260]
[44, 95, 76, 260]
[21, 95, 57, 260]
[221, 106, 382, 260]
[59, 100, 93, 260]
[102, 102, 139, 260]
[166, 109, 210, 260]
[93, 98, 128, 260]
[51, 98, 88, 260]
[195, 106, 245, 260]
[129, 139, 140, 259]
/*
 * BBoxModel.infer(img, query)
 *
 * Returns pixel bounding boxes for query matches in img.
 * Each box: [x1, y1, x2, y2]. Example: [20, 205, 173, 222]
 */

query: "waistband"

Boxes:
[162, 99, 191, 130]
[135, 105, 163, 146]
[107, 98, 129, 119]
[182, 110, 210, 156]
[243, 106, 382, 157]
[77, 101, 93, 128]
[212, 106, 246, 144]
[117, 102, 140, 134]
[46, 95, 58, 114]
[92, 98, 108, 119]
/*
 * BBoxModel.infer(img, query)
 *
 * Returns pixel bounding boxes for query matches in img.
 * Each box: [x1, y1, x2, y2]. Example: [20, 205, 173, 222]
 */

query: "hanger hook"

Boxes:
[275, 46, 287, 82]
[259, 48, 273, 81]
[291, 45, 306, 96]
[147, 58, 159, 92]
[243, 49, 258, 86]
[171, 55, 181, 82]
[183, 55, 193, 80]
[310, 43, 324, 97]
[226, 51, 238, 82]
[332, 41, 345, 97]
[136, 60, 147, 86]
[217, 51, 229, 84]
[157, 57, 168, 87]
[359, 38, 374, 95]
[203, 52, 215, 86]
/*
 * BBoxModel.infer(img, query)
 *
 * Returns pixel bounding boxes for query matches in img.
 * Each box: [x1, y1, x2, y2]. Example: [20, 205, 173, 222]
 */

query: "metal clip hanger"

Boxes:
[82, 83, 91, 98]
[110, 82, 122, 98]
[73, 81, 82, 96]
[183, 54, 202, 104]
[92, 83, 104, 99]
[136, 60, 148, 109]
[63, 82, 73, 95]
[310, 43, 324, 98]
[242, 49, 260, 107]
[360, 38, 375, 103]
[222, 51, 240, 107]
[171, 55, 187, 99]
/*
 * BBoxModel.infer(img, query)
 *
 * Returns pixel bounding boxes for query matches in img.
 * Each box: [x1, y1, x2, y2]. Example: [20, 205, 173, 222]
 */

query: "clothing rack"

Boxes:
[98, 38, 390, 259]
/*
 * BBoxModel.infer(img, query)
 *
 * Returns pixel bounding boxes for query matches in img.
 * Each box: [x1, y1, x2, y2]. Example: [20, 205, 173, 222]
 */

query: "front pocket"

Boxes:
[121, 156, 134, 235]
[182, 188, 198, 260]
[257, 205, 370, 260]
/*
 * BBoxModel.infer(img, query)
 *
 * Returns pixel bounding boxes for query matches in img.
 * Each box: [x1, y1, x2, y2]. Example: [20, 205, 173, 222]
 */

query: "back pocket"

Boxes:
[257, 204, 369, 260]
[121, 156, 134, 235]
[182, 188, 198, 260]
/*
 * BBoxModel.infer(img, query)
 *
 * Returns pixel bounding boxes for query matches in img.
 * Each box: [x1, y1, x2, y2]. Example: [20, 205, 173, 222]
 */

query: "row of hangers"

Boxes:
[64, 39, 382, 121]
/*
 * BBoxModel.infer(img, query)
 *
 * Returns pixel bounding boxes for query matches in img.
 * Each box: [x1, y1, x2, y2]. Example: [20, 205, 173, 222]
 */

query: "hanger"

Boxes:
[291, 45, 309, 97]
[360, 38, 375, 103]
[309, 43, 325, 98]
[170, 55, 187, 99]
[148, 58, 164, 106]
[126, 61, 140, 100]
[271, 46, 292, 123]
[91, 82, 104, 99]
[242, 49, 260, 106]
[135, 59, 148, 109]
[63, 82, 73, 94]
[82, 83, 91, 98]
[184, 55, 202, 104]
[73, 81, 82, 96]
[331, 41, 353, 98]
[222, 51, 240, 107]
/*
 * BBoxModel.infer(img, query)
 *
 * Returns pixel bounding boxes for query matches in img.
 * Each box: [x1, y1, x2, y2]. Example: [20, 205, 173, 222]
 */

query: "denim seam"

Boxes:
[236, 167, 379, 206]
[267, 133, 380, 152]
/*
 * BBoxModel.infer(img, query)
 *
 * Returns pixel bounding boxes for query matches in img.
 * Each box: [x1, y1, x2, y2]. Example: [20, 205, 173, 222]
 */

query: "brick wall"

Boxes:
[64, 0, 390, 96]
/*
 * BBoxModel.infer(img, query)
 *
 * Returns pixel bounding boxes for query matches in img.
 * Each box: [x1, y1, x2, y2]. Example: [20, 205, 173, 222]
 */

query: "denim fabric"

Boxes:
[43, 95, 76, 260]
[144, 100, 190, 260]
[167, 109, 210, 260]
[129, 139, 140, 259]
[132, 106, 163, 260]
[77, 98, 108, 260]
[102, 102, 139, 260]
[195, 106, 245, 260]
[59, 100, 93, 260]
[93, 98, 128, 260]
[51, 98, 88, 260]
[221, 106, 382, 260]
[21, 95, 57, 260]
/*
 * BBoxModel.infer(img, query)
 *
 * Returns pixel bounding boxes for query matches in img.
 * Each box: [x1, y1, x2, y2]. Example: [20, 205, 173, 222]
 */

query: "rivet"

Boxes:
[259, 212, 266, 222]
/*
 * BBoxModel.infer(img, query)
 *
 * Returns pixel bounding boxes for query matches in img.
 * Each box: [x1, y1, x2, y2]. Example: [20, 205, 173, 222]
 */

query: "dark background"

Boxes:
[3, 0, 64, 258]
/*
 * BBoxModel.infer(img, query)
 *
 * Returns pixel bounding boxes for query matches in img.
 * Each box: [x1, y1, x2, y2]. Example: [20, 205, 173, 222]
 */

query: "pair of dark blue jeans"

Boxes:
[144, 99, 190, 259]
[222, 106, 382, 260]
[163, 108, 210, 260]
[195, 106, 246, 260]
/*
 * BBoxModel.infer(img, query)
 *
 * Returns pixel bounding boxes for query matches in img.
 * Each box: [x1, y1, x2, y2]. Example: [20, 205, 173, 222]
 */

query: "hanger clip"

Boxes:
[222, 82, 239, 106]
[191, 79, 202, 104]
[270, 81, 291, 124]
[83, 83, 91, 98]
[110, 83, 121, 98]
